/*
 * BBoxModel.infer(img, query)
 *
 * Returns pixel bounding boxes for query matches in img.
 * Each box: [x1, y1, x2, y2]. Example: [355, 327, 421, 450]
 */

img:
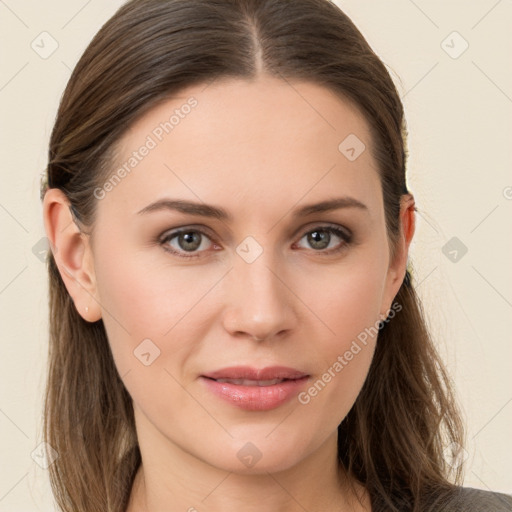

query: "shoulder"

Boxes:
[432, 486, 512, 512]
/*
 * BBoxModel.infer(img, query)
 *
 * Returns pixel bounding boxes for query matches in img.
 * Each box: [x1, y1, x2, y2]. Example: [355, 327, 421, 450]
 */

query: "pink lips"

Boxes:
[201, 366, 309, 411]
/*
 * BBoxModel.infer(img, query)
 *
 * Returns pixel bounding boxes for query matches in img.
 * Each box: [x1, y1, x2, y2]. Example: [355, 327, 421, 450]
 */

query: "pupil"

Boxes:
[309, 230, 329, 249]
[180, 232, 200, 251]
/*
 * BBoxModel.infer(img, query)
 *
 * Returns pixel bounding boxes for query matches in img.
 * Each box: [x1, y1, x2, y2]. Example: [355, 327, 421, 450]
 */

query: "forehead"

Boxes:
[98, 75, 381, 221]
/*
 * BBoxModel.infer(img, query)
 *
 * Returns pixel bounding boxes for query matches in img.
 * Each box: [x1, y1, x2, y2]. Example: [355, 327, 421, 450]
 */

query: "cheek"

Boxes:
[302, 252, 386, 343]
[294, 256, 386, 411]
[93, 244, 226, 372]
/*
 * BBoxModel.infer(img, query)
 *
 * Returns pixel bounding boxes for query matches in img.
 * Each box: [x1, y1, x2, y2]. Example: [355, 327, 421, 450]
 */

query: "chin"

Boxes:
[202, 428, 319, 475]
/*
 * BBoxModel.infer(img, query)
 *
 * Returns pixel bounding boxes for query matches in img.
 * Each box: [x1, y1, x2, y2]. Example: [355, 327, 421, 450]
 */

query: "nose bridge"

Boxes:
[223, 238, 295, 340]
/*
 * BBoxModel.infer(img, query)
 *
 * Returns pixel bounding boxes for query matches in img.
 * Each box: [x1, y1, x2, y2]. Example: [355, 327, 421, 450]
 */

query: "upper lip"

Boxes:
[202, 366, 309, 381]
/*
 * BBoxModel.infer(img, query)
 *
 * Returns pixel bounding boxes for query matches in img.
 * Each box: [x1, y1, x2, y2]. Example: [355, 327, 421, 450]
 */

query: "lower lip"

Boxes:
[200, 376, 309, 411]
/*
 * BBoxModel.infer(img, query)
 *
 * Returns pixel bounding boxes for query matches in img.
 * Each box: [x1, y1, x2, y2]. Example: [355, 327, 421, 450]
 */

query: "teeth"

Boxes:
[215, 378, 286, 386]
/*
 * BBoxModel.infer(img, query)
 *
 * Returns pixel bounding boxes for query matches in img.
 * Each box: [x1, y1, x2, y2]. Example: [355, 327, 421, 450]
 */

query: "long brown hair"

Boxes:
[41, 1, 465, 510]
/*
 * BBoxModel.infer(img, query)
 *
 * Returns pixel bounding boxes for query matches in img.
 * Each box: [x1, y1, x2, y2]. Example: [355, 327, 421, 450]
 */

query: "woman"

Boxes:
[40, 0, 512, 511]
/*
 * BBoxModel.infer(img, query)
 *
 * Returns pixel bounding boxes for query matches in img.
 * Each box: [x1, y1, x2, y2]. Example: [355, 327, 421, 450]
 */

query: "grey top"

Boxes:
[371, 486, 512, 511]
[425, 486, 512, 511]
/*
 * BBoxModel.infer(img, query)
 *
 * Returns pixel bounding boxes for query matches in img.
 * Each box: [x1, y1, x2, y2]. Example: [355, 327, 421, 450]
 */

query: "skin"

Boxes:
[43, 74, 415, 512]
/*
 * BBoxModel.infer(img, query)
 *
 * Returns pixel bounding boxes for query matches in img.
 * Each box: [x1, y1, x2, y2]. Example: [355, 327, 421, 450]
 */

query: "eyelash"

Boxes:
[158, 224, 352, 259]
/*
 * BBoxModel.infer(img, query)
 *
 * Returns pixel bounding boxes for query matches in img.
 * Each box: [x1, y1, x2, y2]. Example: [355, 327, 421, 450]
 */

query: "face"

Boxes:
[79, 75, 406, 474]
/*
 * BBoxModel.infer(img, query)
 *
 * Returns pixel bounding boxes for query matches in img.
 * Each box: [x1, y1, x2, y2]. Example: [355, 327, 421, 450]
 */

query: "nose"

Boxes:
[221, 249, 297, 343]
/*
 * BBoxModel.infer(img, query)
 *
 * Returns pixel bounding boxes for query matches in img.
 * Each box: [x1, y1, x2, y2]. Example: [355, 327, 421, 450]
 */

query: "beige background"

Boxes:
[0, 0, 511, 509]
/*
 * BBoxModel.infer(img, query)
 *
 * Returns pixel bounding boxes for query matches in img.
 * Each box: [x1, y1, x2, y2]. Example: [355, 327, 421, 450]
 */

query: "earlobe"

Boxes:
[42, 189, 102, 322]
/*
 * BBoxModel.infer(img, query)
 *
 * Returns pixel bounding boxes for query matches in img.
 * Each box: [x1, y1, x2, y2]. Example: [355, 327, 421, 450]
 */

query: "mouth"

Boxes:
[200, 366, 310, 411]
[209, 377, 296, 386]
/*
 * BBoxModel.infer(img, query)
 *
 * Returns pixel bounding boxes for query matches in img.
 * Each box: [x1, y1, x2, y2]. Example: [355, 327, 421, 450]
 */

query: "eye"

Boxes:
[159, 228, 217, 259]
[294, 225, 352, 255]
[159, 224, 352, 259]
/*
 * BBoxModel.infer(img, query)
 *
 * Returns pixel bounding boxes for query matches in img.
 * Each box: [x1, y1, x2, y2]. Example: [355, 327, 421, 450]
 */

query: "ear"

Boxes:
[379, 193, 416, 318]
[42, 189, 102, 322]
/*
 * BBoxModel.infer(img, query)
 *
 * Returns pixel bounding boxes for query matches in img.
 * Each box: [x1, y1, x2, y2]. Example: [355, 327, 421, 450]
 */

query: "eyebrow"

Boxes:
[136, 196, 368, 220]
